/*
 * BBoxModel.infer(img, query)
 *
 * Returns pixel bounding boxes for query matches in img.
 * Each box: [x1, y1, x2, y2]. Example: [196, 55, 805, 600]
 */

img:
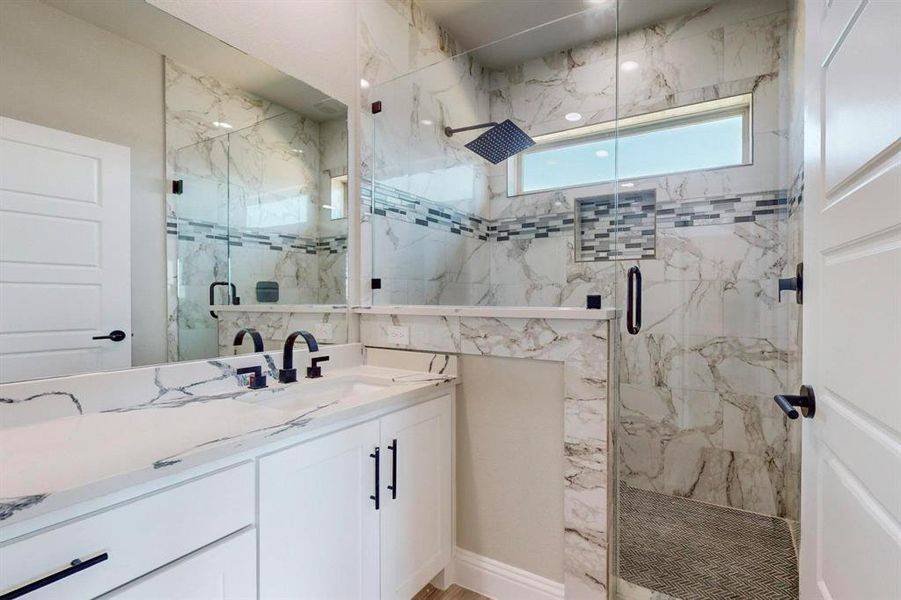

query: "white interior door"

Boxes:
[802, 1, 901, 599]
[0, 117, 131, 383]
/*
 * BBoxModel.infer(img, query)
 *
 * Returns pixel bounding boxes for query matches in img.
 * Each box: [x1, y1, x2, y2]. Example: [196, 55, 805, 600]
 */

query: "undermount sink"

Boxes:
[237, 374, 397, 413]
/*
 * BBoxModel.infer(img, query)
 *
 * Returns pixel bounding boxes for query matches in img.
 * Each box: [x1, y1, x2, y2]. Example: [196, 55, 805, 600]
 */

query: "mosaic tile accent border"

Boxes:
[167, 218, 347, 255]
[368, 181, 489, 241]
[577, 190, 657, 261]
[657, 190, 788, 229]
[366, 181, 789, 261]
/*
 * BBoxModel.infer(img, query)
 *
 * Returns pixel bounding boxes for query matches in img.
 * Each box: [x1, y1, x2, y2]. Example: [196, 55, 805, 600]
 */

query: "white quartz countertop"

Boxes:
[0, 366, 453, 531]
[353, 305, 618, 320]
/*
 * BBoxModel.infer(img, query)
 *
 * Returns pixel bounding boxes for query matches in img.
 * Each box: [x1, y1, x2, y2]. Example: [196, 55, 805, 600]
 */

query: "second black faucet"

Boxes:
[279, 330, 329, 383]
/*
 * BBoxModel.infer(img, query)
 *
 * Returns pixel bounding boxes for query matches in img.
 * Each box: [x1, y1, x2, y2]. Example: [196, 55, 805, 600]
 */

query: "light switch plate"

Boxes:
[313, 323, 335, 342]
[384, 325, 410, 345]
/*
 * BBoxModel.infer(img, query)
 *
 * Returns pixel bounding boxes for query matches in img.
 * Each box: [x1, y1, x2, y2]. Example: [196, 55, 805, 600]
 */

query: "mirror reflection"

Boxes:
[0, 0, 348, 383]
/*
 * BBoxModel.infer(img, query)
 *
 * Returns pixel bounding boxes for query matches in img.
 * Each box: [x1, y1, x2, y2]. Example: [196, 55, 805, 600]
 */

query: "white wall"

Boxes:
[147, 0, 358, 107]
[0, 0, 168, 367]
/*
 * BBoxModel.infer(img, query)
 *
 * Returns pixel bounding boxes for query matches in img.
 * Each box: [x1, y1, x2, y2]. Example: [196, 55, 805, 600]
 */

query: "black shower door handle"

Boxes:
[627, 266, 642, 335]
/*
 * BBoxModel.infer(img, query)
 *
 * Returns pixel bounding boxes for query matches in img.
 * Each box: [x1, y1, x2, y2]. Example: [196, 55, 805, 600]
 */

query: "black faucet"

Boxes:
[279, 330, 329, 383]
[233, 328, 264, 353]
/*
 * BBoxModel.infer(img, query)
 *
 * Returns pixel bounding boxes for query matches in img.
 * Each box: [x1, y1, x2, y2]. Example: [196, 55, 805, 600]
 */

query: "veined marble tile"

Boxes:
[360, 314, 461, 353]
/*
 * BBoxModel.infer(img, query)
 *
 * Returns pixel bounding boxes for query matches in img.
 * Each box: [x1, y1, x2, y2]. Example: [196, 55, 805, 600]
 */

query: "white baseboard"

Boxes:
[450, 547, 565, 600]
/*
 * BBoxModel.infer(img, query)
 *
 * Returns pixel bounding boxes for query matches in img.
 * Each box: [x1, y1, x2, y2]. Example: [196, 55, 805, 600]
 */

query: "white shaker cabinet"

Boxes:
[257, 394, 452, 600]
[258, 420, 382, 600]
[379, 395, 453, 600]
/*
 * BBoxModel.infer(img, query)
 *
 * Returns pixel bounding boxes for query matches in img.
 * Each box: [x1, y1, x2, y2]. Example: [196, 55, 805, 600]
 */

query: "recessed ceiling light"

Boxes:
[565, 112, 583, 122]
[620, 61, 639, 73]
[212, 121, 233, 129]
[360, 79, 370, 89]
[620, 182, 635, 188]
[595, 149, 610, 158]
[420, 119, 434, 126]
[321, 204, 334, 209]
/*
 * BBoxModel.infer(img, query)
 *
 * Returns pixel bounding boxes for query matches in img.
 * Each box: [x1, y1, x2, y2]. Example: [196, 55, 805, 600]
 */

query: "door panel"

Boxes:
[802, 0, 901, 598]
[0, 117, 131, 382]
[380, 395, 452, 600]
[258, 421, 380, 600]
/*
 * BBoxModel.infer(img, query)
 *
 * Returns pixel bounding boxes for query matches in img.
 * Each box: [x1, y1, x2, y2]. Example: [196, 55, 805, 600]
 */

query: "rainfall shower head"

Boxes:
[444, 119, 535, 164]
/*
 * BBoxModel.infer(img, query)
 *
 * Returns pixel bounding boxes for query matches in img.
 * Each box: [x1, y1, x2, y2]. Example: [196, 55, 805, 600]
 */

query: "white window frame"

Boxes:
[507, 93, 753, 196]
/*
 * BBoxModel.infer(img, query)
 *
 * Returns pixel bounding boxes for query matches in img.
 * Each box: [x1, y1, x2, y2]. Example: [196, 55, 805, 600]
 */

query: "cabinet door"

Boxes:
[258, 421, 381, 600]
[105, 529, 256, 600]
[380, 395, 453, 600]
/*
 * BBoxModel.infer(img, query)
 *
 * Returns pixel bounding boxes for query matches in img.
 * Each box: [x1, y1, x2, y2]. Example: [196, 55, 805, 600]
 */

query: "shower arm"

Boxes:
[444, 122, 498, 137]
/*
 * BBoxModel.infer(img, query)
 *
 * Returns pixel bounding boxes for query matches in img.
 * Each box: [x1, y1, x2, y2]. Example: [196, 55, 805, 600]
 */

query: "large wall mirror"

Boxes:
[0, 0, 348, 383]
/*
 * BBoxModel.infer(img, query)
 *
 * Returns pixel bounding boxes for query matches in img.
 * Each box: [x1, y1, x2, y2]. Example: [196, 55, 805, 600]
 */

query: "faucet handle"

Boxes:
[236, 366, 268, 389]
[307, 356, 330, 379]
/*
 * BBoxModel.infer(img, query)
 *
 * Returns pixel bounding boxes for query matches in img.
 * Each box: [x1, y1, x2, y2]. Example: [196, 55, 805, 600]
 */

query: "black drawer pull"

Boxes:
[369, 447, 380, 510]
[388, 439, 398, 500]
[0, 552, 109, 600]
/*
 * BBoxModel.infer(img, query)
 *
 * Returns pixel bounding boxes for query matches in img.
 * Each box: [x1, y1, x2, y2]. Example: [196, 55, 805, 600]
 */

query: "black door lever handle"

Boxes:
[92, 330, 126, 342]
[774, 385, 815, 419]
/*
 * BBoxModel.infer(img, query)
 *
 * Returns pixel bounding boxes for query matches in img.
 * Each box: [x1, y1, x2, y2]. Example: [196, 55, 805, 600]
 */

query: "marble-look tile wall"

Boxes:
[217, 311, 348, 356]
[363, 0, 800, 519]
[166, 59, 347, 361]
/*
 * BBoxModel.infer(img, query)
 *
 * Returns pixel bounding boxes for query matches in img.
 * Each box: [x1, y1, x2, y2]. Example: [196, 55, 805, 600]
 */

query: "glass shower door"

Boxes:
[171, 136, 231, 361]
[611, 0, 799, 598]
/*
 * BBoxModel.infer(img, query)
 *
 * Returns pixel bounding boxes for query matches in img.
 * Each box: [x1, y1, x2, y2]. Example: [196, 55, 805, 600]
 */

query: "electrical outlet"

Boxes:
[385, 325, 410, 345]
[313, 323, 334, 342]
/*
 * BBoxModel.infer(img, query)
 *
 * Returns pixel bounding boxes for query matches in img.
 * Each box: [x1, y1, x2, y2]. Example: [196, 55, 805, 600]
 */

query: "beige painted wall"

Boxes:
[456, 354, 565, 583]
[0, 0, 167, 366]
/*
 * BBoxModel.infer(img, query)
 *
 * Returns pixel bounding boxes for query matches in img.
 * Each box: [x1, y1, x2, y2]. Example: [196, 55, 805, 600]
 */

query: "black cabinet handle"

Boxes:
[387, 439, 398, 500]
[0, 552, 108, 600]
[627, 266, 642, 335]
[369, 447, 380, 510]
[773, 385, 816, 419]
[92, 330, 126, 342]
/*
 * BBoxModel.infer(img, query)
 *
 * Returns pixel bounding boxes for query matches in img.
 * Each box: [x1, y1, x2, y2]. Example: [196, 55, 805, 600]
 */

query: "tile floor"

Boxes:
[619, 486, 798, 600]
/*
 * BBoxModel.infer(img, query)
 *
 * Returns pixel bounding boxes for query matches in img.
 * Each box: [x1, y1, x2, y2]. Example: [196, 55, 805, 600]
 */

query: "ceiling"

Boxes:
[40, 0, 346, 121]
[418, 0, 723, 68]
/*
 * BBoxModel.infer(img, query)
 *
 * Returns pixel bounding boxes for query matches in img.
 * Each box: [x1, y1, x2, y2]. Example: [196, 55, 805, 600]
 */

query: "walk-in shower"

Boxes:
[367, 0, 803, 597]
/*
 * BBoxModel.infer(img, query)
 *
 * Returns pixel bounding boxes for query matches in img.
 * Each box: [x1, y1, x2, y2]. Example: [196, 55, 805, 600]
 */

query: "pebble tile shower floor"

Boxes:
[620, 486, 798, 600]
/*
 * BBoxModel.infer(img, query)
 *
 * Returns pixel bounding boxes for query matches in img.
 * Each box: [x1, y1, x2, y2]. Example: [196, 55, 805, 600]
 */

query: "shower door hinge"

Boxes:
[371, 278, 382, 290]
[371, 101, 382, 114]
[171, 179, 183, 195]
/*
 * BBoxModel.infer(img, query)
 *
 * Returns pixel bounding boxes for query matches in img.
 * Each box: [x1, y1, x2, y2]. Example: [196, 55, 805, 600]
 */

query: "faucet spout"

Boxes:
[279, 330, 320, 383]
[233, 328, 264, 353]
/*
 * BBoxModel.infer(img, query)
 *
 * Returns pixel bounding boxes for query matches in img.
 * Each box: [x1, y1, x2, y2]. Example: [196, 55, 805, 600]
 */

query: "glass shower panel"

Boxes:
[368, 3, 622, 308]
[611, 0, 799, 598]
[227, 112, 321, 306]
[171, 135, 230, 361]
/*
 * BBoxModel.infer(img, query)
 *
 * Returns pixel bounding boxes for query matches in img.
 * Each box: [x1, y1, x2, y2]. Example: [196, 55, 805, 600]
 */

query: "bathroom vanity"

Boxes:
[0, 345, 453, 599]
